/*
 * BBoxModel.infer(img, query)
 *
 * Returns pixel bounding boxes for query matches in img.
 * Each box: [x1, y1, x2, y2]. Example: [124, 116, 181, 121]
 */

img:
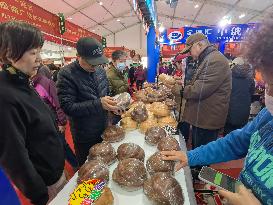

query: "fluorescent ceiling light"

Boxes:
[92, 29, 95, 32]
[239, 13, 246, 19]
[194, 4, 199, 8]
[67, 17, 72, 20]
[218, 16, 232, 28]
[117, 19, 121, 22]
[99, 1, 103, 6]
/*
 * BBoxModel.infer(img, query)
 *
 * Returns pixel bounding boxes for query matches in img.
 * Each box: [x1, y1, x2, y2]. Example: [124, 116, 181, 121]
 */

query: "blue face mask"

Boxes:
[117, 62, 126, 71]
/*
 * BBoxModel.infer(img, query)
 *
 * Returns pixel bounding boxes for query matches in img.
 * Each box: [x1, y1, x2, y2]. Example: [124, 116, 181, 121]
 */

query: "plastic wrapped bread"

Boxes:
[112, 158, 147, 191]
[143, 172, 184, 205]
[157, 136, 180, 151]
[114, 92, 131, 110]
[102, 125, 125, 143]
[131, 104, 148, 123]
[117, 143, 145, 162]
[151, 102, 170, 117]
[120, 117, 138, 131]
[77, 160, 109, 184]
[88, 142, 117, 166]
[145, 126, 167, 146]
[139, 118, 158, 134]
[146, 152, 175, 176]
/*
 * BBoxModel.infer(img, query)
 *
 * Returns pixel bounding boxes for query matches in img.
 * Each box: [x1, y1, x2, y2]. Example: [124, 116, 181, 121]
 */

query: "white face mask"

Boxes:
[265, 92, 273, 115]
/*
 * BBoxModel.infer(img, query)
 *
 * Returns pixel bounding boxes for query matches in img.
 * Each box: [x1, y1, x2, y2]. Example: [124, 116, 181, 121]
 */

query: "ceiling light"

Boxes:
[92, 29, 95, 32]
[99, 1, 103, 6]
[159, 24, 165, 33]
[185, 24, 189, 27]
[218, 16, 232, 28]
[117, 19, 121, 22]
[67, 17, 72, 20]
[194, 4, 199, 8]
[239, 13, 246, 19]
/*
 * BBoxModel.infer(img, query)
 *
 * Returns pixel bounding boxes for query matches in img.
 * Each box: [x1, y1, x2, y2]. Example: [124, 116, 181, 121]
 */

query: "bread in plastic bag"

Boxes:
[146, 152, 175, 176]
[114, 92, 131, 110]
[131, 104, 148, 123]
[120, 117, 138, 131]
[157, 136, 180, 151]
[77, 159, 109, 184]
[117, 143, 145, 162]
[145, 126, 167, 146]
[151, 102, 170, 117]
[95, 187, 114, 205]
[112, 158, 147, 191]
[158, 116, 177, 128]
[164, 98, 177, 110]
[102, 125, 125, 142]
[88, 142, 117, 166]
[143, 172, 184, 205]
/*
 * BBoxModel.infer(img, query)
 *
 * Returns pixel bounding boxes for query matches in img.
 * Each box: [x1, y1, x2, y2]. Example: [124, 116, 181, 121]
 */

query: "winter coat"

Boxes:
[183, 46, 232, 130]
[135, 68, 145, 81]
[106, 64, 128, 96]
[226, 64, 255, 126]
[32, 74, 67, 126]
[0, 66, 64, 205]
[57, 61, 109, 143]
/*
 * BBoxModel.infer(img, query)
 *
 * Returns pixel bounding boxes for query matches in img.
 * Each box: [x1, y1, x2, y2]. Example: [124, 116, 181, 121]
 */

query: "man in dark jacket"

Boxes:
[57, 37, 119, 166]
[224, 58, 255, 135]
[181, 33, 231, 149]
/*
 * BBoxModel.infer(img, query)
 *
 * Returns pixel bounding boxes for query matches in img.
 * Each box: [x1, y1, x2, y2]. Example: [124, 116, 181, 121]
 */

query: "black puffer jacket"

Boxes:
[226, 64, 255, 126]
[57, 61, 109, 143]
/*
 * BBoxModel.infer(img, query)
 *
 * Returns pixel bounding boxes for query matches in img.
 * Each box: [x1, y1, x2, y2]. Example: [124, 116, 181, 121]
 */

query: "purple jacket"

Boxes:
[32, 75, 67, 126]
[159, 66, 168, 74]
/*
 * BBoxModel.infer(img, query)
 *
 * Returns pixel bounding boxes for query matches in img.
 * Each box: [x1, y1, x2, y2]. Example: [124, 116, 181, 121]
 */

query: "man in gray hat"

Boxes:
[180, 33, 231, 149]
[57, 37, 120, 166]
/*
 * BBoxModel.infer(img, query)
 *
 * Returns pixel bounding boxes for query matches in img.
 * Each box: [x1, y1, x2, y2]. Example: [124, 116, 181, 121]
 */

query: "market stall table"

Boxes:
[50, 130, 197, 205]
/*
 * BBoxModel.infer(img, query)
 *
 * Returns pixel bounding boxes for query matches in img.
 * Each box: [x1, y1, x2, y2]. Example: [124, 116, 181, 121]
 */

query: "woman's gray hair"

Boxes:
[111, 50, 127, 61]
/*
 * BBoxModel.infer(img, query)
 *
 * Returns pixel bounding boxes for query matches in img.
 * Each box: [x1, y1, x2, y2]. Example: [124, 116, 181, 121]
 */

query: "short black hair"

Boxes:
[0, 21, 44, 64]
[111, 50, 127, 61]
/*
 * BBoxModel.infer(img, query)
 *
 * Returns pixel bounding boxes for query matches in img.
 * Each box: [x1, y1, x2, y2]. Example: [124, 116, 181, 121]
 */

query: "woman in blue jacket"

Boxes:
[162, 18, 273, 205]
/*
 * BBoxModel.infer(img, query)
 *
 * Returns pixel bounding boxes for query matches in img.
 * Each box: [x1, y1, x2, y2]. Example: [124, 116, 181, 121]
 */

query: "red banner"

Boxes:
[0, 0, 101, 45]
[162, 44, 185, 58]
[104, 47, 131, 58]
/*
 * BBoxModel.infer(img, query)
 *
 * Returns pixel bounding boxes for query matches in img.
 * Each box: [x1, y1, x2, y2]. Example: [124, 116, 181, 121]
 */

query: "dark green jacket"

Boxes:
[106, 64, 128, 96]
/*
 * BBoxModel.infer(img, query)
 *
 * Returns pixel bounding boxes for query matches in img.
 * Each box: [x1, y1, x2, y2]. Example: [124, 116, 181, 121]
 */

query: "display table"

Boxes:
[50, 130, 197, 205]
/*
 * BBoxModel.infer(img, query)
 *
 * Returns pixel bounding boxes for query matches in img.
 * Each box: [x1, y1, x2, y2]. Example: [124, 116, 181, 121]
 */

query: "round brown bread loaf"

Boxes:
[117, 143, 145, 162]
[143, 172, 184, 205]
[145, 126, 167, 146]
[102, 125, 125, 143]
[112, 158, 147, 191]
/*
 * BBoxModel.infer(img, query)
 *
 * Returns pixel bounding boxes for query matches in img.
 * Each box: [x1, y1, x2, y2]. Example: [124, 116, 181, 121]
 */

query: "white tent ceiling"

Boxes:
[29, 0, 273, 55]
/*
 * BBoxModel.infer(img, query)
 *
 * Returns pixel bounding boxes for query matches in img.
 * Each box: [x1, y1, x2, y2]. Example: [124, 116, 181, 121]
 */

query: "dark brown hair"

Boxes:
[245, 16, 273, 73]
[111, 50, 127, 61]
[0, 21, 44, 64]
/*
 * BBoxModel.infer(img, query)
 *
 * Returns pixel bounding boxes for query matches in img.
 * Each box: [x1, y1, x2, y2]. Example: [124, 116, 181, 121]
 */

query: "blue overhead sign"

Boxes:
[159, 24, 257, 45]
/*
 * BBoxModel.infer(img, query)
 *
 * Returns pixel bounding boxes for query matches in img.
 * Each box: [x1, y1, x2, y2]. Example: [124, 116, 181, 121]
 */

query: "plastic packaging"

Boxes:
[120, 117, 138, 131]
[95, 187, 114, 205]
[101, 125, 125, 143]
[112, 158, 147, 191]
[77, 159, 109, 184]
[158, 116, 177, 128]
[143, 172, 184, 205]
[117, 143, 145, 162]
[157, 136, 180, 151]
[131, 104, 148, 123]
[151, 102, 170, 117]
[164, 98, 177, 110]
[146, 152, 175, 176]
[88, 142, 117, 166]
[145, 126, 167, 146]
[139, 118, 158, 134]
[114, 92, 131, 110]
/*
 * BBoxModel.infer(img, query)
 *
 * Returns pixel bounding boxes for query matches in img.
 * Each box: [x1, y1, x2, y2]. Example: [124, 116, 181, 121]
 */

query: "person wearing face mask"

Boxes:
[161, 17, 273, 205]
[57, 37, 120, 166]
[0, 21, 65, 205]
[106, 50, 129, 96]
